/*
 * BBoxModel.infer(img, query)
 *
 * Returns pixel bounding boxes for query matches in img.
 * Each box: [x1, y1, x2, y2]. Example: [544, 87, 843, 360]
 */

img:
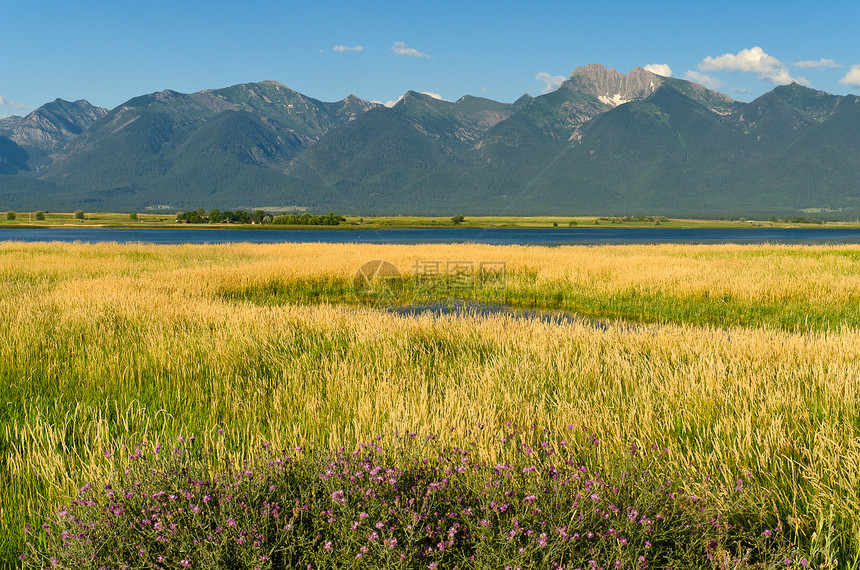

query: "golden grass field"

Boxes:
[2, 241, 860, 565]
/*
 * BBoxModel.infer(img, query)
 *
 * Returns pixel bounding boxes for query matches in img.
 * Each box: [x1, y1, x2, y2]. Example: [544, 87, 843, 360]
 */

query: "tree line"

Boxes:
[175, 209, 345, 226]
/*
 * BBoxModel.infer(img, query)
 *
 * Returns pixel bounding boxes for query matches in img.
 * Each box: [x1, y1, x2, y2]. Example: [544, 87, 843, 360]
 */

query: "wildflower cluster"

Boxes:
[23, 430, 803, 569]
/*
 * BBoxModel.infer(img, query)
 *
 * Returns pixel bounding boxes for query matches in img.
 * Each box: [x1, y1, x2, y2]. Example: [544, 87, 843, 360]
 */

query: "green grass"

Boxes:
[218, 272, 860, 333]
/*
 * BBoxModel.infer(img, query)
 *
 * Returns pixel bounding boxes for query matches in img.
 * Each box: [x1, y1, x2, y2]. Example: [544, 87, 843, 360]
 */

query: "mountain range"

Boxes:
[2, 64, 859, 217]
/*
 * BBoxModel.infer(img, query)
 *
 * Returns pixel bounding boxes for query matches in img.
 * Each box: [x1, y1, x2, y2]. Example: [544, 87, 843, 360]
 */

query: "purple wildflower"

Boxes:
[331, 490, 346, 504]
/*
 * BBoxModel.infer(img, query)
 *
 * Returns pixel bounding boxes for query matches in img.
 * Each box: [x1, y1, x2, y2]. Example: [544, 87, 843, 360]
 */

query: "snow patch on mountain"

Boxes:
[598, 93, 630, 107]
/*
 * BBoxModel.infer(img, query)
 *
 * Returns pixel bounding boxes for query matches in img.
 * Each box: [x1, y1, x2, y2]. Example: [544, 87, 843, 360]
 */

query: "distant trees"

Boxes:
[222, 210, 251, 224]
[271, 212, 345, 226]
[451, 215, 465, 225]
[770, 216, 824, 225]
[6, 211, 15, 220]
[35, 211, 46, 220]
[74, 210, 85, 220]
[175, 209, 344, 226]
[175, 210, 206, 223]
[129, 213, 138, 220]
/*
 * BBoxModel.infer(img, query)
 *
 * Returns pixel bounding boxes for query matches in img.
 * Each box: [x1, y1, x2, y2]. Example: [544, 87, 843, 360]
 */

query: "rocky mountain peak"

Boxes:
[565, 63, 662, 107]
[0, 99, 108, 152]
[339, 94, 379, 109]
[334, 94, 381, 121]
[513, 93, 533, 108]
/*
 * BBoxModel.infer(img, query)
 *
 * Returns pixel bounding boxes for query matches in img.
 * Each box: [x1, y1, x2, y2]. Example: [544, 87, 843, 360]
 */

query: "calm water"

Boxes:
[2, 226, 860, 245]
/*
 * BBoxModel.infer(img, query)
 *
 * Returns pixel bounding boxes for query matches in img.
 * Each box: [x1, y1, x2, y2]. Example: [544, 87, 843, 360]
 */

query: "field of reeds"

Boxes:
[2, 241, 860, 567]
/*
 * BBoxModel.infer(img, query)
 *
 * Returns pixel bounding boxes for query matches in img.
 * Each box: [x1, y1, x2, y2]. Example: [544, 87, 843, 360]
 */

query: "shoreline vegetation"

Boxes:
[3, 241, 860, 567]
[1, 211, 857, 230]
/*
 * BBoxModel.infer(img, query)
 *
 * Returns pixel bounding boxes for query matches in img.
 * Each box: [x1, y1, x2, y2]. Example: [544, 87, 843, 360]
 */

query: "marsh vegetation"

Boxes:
[2, 242, 859, 567]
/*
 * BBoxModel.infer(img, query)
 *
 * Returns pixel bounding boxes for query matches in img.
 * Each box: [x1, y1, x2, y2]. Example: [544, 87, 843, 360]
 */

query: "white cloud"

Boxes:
[391, 42, 431, 58]
[0, 95, 30, 110]
[420, 91, 444, 100]
[699, 46, 802, 85]
[644, 63, 672, 77]
[839, 65, 860, 87]
[333, 45, 363, 53]
[683, 70, 723, 90]
[535, 72, 565, 94]
[794, 58, 841, 69]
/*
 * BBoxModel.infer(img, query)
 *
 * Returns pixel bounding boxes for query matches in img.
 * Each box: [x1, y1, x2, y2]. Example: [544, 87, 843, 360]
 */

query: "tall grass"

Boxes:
[1, 242, 860, 566]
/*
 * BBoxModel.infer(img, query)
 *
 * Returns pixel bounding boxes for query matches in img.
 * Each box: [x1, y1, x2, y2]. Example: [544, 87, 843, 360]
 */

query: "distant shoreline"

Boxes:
[3, 213, 860, 230]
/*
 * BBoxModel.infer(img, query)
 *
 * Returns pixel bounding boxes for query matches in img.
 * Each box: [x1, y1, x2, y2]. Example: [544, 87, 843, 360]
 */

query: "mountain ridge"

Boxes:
[2, 65, 859, 217]
[0, 99, 108, 168]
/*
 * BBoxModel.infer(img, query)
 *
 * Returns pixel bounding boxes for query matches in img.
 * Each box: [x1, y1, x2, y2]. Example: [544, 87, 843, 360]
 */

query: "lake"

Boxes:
[3, 226, 860, 245]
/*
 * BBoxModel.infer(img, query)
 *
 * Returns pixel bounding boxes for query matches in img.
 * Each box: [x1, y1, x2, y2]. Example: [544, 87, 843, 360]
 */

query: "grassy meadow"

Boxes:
[2, 241, 860, 567]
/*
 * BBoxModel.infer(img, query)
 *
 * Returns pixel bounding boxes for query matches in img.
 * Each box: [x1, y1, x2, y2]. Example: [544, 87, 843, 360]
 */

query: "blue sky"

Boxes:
[2, 0, 860, 117]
